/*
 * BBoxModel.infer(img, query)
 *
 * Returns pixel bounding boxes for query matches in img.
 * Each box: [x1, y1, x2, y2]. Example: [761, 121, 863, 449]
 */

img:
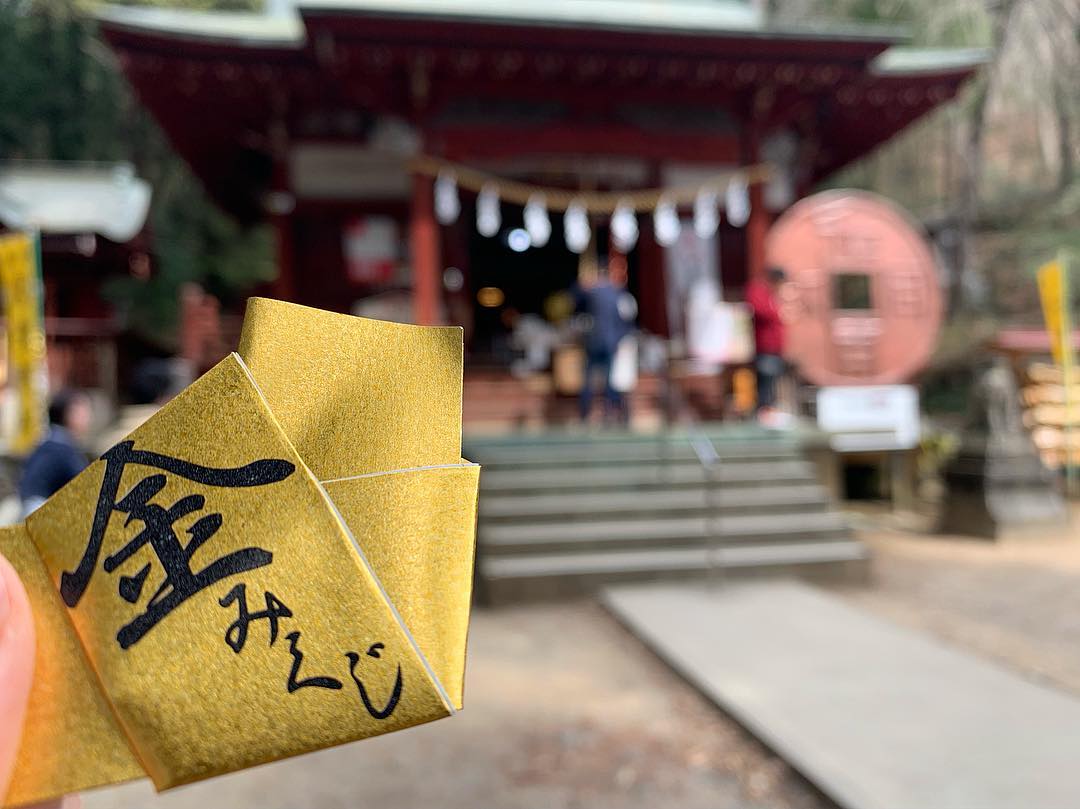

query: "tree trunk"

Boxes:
[1053, 76, 1074, 192]
[953, 0, 1021, 314]
[954, 78, 990, 314]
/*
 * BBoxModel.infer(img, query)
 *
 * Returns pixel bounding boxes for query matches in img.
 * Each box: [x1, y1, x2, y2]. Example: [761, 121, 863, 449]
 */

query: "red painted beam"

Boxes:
[431, 124, 741, 163]
[302, 12, 896, 64]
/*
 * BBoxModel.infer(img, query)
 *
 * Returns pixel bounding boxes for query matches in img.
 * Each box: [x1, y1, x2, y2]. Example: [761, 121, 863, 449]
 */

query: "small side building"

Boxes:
[0, 160, 152, 401]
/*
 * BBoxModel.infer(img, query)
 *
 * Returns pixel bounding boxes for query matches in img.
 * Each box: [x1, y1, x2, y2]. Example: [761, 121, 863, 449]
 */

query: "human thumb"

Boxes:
[0, 551, 35, 803]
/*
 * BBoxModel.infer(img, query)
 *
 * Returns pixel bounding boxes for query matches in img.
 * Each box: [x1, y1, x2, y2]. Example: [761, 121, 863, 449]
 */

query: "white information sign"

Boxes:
[816, 385, 921, 451]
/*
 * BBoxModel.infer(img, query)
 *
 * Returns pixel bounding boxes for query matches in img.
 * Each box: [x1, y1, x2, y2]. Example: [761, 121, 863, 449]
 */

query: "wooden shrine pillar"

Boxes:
[637, 209, 669, 338]
[743, 165, 768, 282]
[744, 128, 768, 282]
[269, 157, 296, 302]
[270, 214, 295, 302]
[410, 172, 442, 325]
[634, 162, 669, 336]
[747, 183, 768, 281]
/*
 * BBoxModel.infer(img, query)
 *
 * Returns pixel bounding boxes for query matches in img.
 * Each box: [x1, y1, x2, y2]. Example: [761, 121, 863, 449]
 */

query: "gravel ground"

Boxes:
[833, 511, 1080, 696]
[84, 601, 828, 809]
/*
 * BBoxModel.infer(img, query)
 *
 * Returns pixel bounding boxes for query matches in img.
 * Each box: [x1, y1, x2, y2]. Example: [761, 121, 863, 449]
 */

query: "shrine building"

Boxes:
[97, 1, 982, 380]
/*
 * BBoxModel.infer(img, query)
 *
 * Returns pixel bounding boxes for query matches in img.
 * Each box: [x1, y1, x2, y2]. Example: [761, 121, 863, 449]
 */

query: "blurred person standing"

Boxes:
[746, 266, 789, 427]
[18, 390, 91, 517]
[575, 264, 634, 424]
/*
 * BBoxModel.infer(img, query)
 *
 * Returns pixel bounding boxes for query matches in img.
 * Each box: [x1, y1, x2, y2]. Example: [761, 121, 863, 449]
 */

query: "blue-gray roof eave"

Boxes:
[97, 1, 909, 49]
[872, 47, 991, 76]
[95, 5, 306, 49]
[298, 0, 910, 43]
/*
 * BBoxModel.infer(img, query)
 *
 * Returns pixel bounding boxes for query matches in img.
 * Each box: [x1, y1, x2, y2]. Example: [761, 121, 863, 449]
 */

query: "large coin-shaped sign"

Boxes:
[766, 190, 943, 386]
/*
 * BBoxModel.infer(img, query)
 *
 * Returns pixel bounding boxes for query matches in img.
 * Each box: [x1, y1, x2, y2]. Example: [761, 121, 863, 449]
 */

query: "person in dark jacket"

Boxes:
[19, 390, 92, 516]
[574, 264, 632, 424]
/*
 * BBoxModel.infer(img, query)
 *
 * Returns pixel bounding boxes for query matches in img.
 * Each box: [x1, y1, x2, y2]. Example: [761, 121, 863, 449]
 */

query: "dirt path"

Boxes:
[85, 601, 827, 809]
[834, 517, 1080, 696]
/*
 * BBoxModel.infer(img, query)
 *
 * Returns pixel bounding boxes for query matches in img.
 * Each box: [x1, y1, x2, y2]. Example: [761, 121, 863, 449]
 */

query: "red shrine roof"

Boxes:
[98, 1, 984, 222]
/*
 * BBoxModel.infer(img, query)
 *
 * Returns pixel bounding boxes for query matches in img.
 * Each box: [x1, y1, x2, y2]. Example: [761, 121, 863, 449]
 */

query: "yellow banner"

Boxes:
[1039, 256, 1078, 480]
[2, 299, 479, 806]
[0, 233, 46, 455]
[1038, 260, 1067, 366]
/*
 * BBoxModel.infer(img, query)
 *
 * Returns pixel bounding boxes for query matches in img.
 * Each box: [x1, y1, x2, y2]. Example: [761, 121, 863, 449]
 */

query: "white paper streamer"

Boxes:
[434, 170, 460, 225]
[693, 188, 719, 239]
[564, 201, 590, 254]
[762, 130, 798, 211]
[725, 175, 751, 228]
[653, 196, 680, 247]
[476, 184, 501, 237]
[610, 200, 639, 252]
[523, 194, 551, 248]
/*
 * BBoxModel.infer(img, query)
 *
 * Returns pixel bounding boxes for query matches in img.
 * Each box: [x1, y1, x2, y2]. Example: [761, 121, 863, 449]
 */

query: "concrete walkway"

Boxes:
[603, 581, 1080, 809]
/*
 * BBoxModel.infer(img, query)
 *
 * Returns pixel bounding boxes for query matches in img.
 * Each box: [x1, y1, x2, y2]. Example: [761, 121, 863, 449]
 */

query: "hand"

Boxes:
[0, 552, 75, 809]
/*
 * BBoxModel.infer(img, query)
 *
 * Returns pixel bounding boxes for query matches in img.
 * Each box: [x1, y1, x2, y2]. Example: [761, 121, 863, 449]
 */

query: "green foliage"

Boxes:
[0, 0, 274, 351]
[0, 5, 124, 160]
[774, 0, 993, 46]
[104, 168, 276, 343]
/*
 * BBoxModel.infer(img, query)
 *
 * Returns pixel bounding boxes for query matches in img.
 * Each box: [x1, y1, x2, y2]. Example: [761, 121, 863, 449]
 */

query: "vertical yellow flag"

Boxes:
[1038, 259, 1070, 366]
[0, 232, 46, 454]
[1038, 256, 1077, 486]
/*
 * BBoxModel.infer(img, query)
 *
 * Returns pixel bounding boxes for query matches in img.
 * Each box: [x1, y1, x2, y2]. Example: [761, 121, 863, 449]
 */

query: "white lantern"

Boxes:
[434, 170, 460, 225]
[476, 184, 501, 237]
[725, 174, 751, 228]
[693, 188, 719, 239]
[610, 199, 638, 252]
[523, 194, 551, 248]
[564, 201, 591, 254]
[653, 196, 680, 247]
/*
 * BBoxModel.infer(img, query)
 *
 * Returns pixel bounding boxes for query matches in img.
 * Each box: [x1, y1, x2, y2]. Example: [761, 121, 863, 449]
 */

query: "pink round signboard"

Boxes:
[766, 190, 944, 387]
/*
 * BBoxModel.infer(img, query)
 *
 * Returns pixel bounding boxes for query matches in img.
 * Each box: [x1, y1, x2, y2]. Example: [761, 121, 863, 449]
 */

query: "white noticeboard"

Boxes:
[816, 385, 921, 452]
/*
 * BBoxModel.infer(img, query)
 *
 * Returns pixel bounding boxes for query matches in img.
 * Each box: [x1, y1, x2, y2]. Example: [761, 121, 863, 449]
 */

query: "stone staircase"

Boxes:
[466, 429, 868, 603]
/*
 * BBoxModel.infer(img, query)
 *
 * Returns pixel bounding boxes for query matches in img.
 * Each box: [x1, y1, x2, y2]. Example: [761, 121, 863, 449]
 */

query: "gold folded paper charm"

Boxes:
[1, 299, 479, 807]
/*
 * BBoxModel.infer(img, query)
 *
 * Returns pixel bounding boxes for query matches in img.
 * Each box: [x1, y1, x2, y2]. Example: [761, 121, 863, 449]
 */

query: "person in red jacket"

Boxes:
[745, 266, 788, 425]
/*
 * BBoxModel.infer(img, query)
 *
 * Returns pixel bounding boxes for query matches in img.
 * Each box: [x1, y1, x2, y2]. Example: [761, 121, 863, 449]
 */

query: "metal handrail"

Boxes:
[687, 424, 725, 590]
[659, 370, 725, 588]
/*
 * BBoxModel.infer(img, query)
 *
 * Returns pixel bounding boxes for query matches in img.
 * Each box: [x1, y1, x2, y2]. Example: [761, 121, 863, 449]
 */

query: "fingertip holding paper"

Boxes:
[1, 299, 480, 807]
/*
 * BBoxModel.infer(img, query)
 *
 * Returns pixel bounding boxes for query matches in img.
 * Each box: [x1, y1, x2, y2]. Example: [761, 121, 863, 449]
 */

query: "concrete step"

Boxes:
[479, 540, 869, 602]
[479, 460, 818, 494]
[479, 484, 830, 521]
[480, 511, 850, 555]
[467, 441, 801, 469]
[466, 432, 798, 451]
